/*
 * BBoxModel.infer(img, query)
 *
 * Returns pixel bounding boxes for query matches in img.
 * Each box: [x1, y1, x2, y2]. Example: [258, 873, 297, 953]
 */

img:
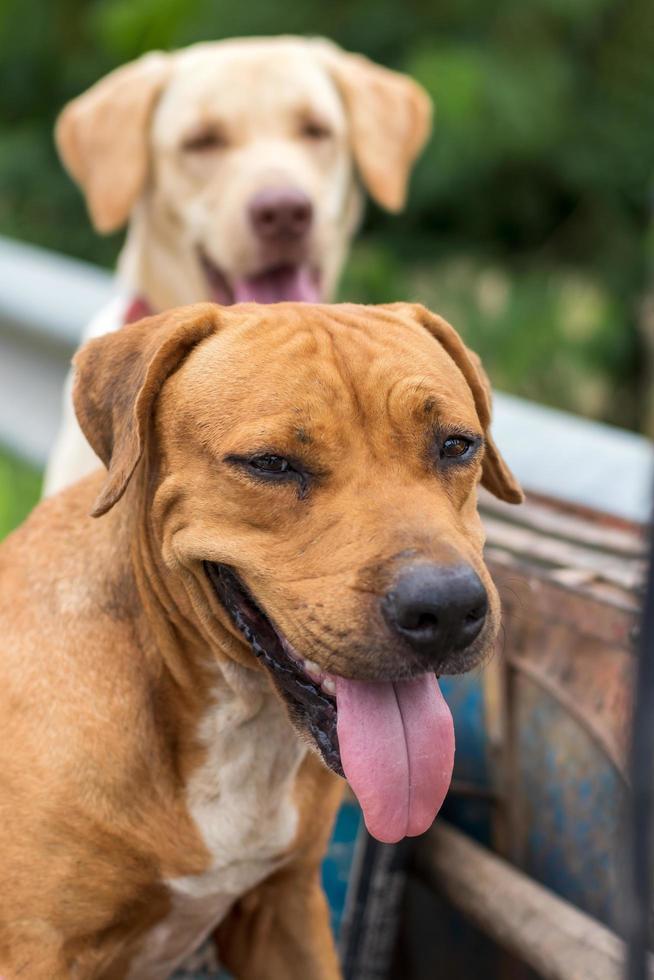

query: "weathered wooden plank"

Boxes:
[417, 821, 652, 980]
[480, 490, 646, 557]
[483, 515, 645, 591]
[487, 547, 639, 643]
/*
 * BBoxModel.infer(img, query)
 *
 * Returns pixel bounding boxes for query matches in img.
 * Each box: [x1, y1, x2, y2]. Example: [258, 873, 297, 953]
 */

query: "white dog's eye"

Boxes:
[299, 118, 332, 141]
[181, 127, 228, 153]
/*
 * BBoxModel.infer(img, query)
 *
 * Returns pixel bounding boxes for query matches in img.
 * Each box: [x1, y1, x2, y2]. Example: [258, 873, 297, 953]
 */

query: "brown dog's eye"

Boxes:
[300, 118, 332, 141]
[441, 437, 473, 459]
[225, 452, 311, 497]
[181, 127, 228, 153]
[249, 454, 290, 475]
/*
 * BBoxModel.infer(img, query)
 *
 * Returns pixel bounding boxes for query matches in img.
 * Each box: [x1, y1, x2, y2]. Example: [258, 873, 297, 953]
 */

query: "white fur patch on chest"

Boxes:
[127, 664, 306, 979]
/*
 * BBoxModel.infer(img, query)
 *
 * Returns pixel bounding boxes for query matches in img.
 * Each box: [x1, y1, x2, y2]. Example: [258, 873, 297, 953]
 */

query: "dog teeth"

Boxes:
[298, 659, 337, 696]
[281, 637, 302, 663]
[302, 659, 322, 680]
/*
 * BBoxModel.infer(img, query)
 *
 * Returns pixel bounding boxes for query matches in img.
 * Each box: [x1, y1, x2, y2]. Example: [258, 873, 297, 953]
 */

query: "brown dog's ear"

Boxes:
[56, 52, 171, 233]
[73, 304, 219, 518]
[461, 347, 524, 504]
[314, 41, 432, 212]
[392, 304, 523, 504]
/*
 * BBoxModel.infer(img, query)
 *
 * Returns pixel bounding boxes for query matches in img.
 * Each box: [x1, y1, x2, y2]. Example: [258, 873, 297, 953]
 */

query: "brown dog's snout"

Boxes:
[249, 187, 313, 242]
[382, 563, 488, 666]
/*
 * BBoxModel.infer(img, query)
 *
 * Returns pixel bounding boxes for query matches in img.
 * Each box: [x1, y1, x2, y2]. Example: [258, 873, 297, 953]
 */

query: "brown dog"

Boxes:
[0, 303, 521, 979]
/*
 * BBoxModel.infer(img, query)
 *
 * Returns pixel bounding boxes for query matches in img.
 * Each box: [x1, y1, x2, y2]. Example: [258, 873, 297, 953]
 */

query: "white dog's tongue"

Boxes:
[335, 673, 455, 844]
[231, 266, 319, 304]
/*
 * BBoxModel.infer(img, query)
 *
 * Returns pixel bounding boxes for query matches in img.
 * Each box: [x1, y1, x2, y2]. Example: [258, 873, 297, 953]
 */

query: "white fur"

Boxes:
[127, 663, 306, 979]
[43, 295, 128, 496]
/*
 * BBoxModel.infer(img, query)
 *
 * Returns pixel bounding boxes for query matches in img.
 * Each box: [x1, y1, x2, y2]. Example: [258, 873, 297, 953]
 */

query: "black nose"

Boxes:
[382, 563, 488, 663]
[249, 188, 313, 241]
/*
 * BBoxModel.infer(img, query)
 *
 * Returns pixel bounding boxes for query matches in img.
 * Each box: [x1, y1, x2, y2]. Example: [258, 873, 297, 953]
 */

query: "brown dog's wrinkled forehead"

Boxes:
[174, 302, 480, 433]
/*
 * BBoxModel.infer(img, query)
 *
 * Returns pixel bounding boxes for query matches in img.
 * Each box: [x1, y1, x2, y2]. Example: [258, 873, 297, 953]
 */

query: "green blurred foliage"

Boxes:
[0, 0, 652, 430]
[0, 451, 41, 539]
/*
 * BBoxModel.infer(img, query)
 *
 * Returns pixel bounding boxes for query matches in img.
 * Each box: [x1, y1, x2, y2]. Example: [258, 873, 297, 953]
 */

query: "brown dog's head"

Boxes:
[74, 302, 521, 842]
[56, 38, 430, 308]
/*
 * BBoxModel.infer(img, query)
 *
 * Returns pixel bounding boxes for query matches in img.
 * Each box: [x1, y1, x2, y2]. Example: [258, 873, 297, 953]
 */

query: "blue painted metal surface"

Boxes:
[514, 676, 624, 928]
[439, 660, 627, 934]
[439, 673, 495, 850]
[323, 800, 363, 936]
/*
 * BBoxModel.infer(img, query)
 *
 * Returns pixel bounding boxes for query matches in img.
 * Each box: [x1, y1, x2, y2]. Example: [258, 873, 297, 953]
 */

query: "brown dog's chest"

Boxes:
[126, 678, 306, 978]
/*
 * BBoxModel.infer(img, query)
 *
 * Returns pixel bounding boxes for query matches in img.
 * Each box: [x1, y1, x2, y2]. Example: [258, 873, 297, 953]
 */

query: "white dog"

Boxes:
[44, 36, 431, 495]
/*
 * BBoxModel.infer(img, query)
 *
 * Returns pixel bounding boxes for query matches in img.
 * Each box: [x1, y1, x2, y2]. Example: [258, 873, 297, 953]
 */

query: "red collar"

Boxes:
[123, 296, 154, 325]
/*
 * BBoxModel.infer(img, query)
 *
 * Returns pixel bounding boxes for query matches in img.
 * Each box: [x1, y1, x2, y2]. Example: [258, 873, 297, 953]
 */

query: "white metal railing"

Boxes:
[0, 234, 651, 523]
[0, 236, 112, 463]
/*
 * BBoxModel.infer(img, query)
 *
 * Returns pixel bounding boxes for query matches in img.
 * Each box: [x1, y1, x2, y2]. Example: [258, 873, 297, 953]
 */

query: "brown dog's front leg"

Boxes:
[217, 865, 342, 980]
[217, 754, 344, 979]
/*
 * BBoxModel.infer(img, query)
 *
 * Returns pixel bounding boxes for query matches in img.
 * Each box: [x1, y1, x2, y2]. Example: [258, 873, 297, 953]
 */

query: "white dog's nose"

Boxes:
[249, 187, 313, 242]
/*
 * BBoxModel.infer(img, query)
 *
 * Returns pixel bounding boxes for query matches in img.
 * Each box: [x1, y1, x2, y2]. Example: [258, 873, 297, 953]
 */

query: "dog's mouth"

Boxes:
[199, 250, 321, 305]
[204, 561, 342, 774]
[204, 561, 457, 845]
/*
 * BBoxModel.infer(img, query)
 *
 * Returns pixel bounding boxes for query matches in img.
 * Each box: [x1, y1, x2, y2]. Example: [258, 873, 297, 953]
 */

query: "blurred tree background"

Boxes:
[1, 0, 653, 432]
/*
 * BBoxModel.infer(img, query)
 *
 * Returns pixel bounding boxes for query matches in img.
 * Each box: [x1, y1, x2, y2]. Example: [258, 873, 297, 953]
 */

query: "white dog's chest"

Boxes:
[127, 679, 306, 979]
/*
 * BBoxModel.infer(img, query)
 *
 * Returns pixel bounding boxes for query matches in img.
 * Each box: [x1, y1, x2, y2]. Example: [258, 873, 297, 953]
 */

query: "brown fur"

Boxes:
[0, 303, 520, 978]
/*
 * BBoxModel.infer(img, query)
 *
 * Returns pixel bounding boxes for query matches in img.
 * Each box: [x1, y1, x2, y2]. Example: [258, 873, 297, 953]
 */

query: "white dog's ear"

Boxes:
[315, 41, 432, 212]
[56, 52, 171, 233]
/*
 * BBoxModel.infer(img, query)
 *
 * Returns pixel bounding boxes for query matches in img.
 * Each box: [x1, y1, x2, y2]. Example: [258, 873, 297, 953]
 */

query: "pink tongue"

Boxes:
[231, 266, 320, 304]
[335, 673, 455, 844]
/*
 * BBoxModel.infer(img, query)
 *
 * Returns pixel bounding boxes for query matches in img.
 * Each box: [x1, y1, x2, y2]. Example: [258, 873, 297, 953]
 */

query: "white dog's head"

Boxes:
[56, 37, 431, 309]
